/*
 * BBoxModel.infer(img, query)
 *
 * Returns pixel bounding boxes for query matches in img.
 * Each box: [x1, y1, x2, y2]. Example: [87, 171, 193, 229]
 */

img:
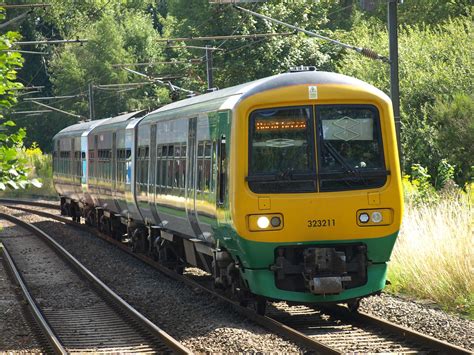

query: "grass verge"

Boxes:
[387, 188, 473, 319]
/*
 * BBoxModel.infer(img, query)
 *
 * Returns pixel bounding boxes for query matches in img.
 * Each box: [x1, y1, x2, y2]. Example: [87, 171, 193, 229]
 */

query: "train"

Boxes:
[53, 69, 403, 314]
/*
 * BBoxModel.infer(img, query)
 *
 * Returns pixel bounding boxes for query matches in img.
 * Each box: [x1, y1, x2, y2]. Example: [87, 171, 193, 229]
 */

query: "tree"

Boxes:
[337, 16, 473, 184]
[0, 8, 41, 190]
[165, 0, 337, 90]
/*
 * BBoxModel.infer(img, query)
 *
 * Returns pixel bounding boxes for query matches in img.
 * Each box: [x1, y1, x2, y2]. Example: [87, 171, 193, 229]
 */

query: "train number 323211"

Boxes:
[307, 219, 336, 228]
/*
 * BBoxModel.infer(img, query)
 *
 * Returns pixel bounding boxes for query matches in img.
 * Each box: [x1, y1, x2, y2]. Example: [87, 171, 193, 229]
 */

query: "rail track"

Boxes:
[0, 207, 189, 354]
[1, 198, 470, 354]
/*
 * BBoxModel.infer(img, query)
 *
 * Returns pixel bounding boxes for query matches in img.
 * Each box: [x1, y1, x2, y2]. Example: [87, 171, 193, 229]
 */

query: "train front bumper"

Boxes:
[231, 232, 398, 303]
[244, 262, 387, 303]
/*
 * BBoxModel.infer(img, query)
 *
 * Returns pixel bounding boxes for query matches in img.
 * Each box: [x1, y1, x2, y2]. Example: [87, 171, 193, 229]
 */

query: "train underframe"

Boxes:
[61, 197, 375, 315]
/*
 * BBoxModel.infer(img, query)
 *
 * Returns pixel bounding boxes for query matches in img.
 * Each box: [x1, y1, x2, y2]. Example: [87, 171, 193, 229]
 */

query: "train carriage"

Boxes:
[53, 119, 106, 219]
[54, 70, 403, 313]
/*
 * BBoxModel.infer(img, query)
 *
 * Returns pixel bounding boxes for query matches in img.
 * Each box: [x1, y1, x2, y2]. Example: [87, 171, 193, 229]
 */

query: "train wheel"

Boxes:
[98, 215, 107, 233]
[86, 211, 95, 227]
[174, 265, 184, 275]
[131, 228, 146, 253]
[347, 298, 360, 313]
[253, 296, 267, 316]
[112, 227, 122, 241]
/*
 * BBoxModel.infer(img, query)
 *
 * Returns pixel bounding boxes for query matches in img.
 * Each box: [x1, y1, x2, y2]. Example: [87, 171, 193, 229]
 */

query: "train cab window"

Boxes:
[316, 105, 388, 191]
[248, 106, 316, 193]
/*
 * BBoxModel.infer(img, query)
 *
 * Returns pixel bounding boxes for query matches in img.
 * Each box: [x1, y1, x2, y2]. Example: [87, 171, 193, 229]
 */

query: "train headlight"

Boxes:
[357, 209, 393, 226]
[248, 214, 284, 231]
[271, 216, 281, 227]
[359, 213, 370, 224]
[371, 211, 383, 223]
[257, 216, 270, 229]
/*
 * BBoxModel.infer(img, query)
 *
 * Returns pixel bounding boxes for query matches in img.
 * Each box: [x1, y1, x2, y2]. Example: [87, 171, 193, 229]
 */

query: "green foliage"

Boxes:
[366, 0, 472, 26]
[0, 8, 41, 191]
[166, 0, 335, 89]
[431, 93, 474, 184]
[338, 16, 473, 185]
[403, 165, 437, 205]
[0, 144, 54, 198]
[48, 9, 168, 121]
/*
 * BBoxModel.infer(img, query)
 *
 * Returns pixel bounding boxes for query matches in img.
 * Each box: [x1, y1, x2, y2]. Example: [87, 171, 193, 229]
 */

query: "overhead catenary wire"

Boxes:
[166, 45, 225, 51]
[29, 100, 85, 119]
[10, 110, 52, 115]
[123, 67, 196, 95]
[223, 36, 270, 54]
[0, 3, 51, 8]
[2, 49, 47, 55]
[233, 5, 389, 63]
[112, 59, 203, 68]
[12, 86, 45, 91]
[156, 32, 295, 43]
[14, 39, 88, 46]
[23, 94, 84, 101]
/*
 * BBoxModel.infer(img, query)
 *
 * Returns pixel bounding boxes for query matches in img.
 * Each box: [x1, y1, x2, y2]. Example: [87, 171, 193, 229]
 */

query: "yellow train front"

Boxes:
[219, 70, 403, 307]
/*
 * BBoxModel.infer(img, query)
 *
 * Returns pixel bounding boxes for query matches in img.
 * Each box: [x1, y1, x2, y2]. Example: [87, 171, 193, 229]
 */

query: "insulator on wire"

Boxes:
[360, 47, 380, 59]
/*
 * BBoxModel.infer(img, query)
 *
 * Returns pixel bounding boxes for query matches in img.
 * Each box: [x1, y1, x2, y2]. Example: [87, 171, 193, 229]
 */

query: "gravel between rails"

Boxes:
[0, 207, 306, 353]
[0, 221, 44, 353]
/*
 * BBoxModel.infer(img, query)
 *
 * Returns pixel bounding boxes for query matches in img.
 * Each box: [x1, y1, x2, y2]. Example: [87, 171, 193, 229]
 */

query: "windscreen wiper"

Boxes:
[323, 141, 368, 185]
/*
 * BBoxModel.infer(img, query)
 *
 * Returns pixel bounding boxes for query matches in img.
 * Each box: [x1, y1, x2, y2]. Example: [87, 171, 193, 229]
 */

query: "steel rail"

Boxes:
[0, 243, 66, 354]
[0, 198, 59, 209]
[325, 305, 470, 354]
[3, 202, 471, 354]
[0, 211, 191, 355]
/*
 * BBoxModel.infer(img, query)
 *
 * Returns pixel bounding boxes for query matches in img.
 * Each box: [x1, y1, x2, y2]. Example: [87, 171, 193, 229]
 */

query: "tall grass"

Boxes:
[388, 185, 473, 318]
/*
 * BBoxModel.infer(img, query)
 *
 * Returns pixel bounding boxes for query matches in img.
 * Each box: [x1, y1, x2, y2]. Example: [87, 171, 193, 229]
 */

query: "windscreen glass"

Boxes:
[248, 106, 316, 193]
[317, 105, 387, 191]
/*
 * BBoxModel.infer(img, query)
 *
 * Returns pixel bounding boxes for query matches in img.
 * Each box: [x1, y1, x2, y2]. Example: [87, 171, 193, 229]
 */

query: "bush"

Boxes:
[0, 145, 55, 199]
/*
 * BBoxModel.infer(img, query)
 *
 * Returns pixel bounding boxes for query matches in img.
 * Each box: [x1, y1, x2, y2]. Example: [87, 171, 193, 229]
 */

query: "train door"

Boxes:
[112, 132, 117, 191]
[111, 131, 122, 212]
[148, 124, 161, 224]
[186, 117, 203, 238]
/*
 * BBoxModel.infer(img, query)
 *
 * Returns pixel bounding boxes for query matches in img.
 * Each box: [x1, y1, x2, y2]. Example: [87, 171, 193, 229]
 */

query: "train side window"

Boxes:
[181, 144, 186, 189]
[204, 141, 212, 193]
[155, 145, 162, 192]
[197, 142, 204, 193]
[89, 150, 95, 178]
[166, 145, 173, 188]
